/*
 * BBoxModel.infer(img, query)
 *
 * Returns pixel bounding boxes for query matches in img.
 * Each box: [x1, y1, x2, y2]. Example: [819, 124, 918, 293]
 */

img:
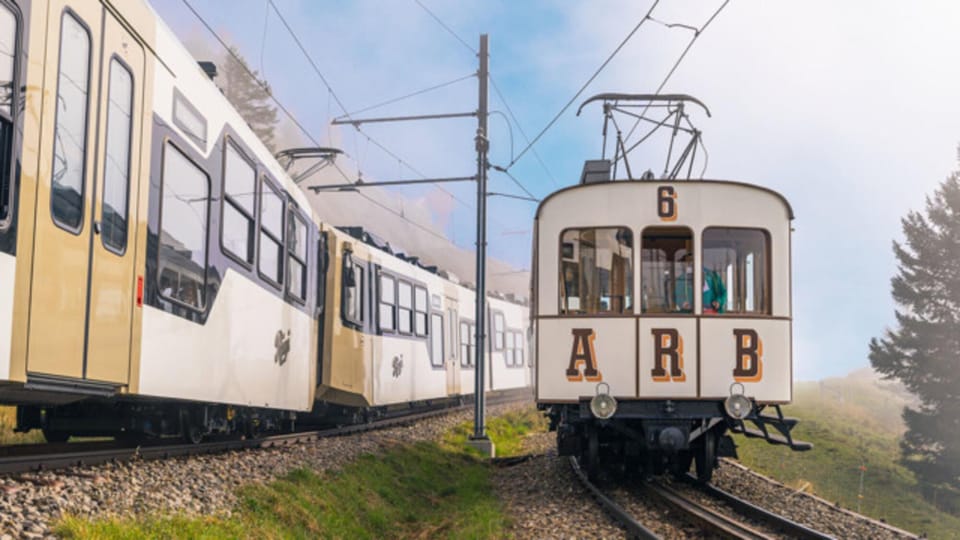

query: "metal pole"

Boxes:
[472, 34, 489, 442]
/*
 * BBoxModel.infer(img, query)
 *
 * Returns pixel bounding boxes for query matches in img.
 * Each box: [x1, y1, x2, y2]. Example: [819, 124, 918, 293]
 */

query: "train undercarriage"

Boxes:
[541, 398, 811, 483]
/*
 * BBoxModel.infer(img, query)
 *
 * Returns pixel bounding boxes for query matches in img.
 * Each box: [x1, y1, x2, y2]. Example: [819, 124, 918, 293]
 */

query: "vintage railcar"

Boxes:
[534, 176, 809, 481]
[0, 0, 529, 442]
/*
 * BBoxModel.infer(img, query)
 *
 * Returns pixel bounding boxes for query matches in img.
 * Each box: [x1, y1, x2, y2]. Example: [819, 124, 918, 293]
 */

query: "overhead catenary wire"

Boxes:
[335, 73, 477, 120]
[622, 0, 730, 145]
[506, 0, 662, 171]
[180, 0, 455, 243]
[409, 0, 552, 196]
[266, 0, 502, 224]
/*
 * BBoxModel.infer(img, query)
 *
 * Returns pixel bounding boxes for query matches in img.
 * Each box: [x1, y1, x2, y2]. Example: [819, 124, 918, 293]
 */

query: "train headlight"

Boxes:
[724, 382, 753, 420]
[590, 382, 617, 420]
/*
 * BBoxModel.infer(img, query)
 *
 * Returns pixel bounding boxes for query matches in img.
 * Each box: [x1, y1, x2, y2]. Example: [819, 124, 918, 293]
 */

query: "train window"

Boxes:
[378, 274, 396, 332]
[504, 331, 515, 366]
[287, 211, 307, 301]
[100, 58, 133, 254]
[258, 178, 284, 286]
[430, 313, 444, 368]
[397, 280, 413, 335]
[514, 331, 525, 367]
[414, 286, 428, 337]
[0, 4, 17, 224]
[51, 12, 92, 232]
[559, 228, 633, 315]
[158, 143, 209, 309]
[342, 253, 363, 326]
[702, 228, 770, 315]
[492, 311, 505, 350]
[459, 320, 472, 367]
[641, 227, 694, 314]
[222, 142, 256, 264]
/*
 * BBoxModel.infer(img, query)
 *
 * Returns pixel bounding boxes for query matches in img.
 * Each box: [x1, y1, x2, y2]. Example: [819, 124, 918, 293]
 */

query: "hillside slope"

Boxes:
[735, 368, 960, 538]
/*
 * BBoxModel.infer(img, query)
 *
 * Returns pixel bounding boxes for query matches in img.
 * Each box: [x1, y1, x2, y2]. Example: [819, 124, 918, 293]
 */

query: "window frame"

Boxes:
[378, 271, 397, 333]
[340, 251, 364, 329]
[219, 136, 257, 268]
[49, 8, 93, 235]
[99, 54, 135, 256]
[256, 175, 285, 289]
[514, 330, 525, 367]
[557, 225, 635, 316]
[430, 312, 444, 369]
[700, 226, 773, 316]
[0, 0, 20, 231]
[491, 310, 505, 350]
[396, 279, 414, 336]
[172, 87, 207, 147]
[156, 139, 211, 312]
[413, 285, 429, 338]
[459, 318, 475, 368]
[285, 206, 309, 304]
[639, 225, 696, 316]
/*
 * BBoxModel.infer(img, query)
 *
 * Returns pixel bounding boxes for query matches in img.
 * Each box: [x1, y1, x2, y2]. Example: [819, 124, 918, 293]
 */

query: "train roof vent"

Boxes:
[197, 61, 217, 80]
[580, 159, 612, 184]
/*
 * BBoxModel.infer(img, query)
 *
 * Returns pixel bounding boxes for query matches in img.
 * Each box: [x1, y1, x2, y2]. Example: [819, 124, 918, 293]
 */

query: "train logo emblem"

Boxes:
[733, 329, 763, 382]
[657, 186, 678, 222]
[566, 329, 602, 382]
[651, 329, 685, 382]
[274, 330, 291, 366]
[392, 355, 404, 378]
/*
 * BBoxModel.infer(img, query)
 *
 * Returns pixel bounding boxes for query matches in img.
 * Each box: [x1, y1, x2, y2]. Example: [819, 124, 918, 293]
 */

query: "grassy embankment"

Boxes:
[734, 368, 960, 538]
[56, 407, 548, 539]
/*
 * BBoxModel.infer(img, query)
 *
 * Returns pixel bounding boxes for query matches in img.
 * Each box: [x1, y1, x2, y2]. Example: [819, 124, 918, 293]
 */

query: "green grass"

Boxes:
[0, 405, 44, 445]
[56, 407, 548, 539]
[735, 369, 960, 539]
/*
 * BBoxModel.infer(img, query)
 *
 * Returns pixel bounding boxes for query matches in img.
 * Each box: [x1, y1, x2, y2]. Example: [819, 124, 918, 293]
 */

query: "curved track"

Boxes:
[568, 457, 659, 540]
[568, 456, 834, 540]
[0, 393, 527, 476]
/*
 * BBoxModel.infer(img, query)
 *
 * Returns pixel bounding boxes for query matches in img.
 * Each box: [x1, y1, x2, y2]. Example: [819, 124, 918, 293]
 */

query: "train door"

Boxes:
[445, 301, 460, 394]
[27, 2, 143, 387]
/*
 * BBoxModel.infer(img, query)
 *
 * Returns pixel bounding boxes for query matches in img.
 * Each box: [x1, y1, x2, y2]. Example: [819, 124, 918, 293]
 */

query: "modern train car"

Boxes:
[534, 173, 810, 482]
[0, 0, 529, 443]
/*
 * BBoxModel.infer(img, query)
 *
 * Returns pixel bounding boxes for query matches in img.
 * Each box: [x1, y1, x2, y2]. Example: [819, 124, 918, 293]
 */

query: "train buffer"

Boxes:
[730, 405, 813, 452]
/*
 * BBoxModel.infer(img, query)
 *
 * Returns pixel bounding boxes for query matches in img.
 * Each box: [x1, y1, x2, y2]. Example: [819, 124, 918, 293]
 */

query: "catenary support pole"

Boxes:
[468, 34, 494, 456]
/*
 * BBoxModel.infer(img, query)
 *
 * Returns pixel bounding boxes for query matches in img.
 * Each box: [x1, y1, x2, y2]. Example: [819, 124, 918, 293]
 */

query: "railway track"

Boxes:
[568, 456, 834, 539]
[0, 393, 526, 476]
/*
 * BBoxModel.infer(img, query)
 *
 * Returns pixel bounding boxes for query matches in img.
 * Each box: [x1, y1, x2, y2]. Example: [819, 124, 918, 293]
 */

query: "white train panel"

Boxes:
[637, 318, 699, 398]
[0, 253, 14, 381]
[537, 318, 637, 401]
[700, 318, 791, 402]
[139, 270, 314, 411]
[373, 335, 446, 406]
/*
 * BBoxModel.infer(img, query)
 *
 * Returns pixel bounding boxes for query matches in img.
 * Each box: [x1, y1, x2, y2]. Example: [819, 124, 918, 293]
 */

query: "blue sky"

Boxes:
[152, 0, 960, 381]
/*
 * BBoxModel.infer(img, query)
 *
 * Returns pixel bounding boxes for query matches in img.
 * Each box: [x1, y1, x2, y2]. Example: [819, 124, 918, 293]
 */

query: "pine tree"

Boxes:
[217, 46, 278, 152]
[869, 166, 960, 509]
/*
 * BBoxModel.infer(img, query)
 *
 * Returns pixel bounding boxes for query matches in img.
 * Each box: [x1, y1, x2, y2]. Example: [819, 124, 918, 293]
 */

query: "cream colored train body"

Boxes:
[0, 0, 529, 442]
[534, 179, 808, 482]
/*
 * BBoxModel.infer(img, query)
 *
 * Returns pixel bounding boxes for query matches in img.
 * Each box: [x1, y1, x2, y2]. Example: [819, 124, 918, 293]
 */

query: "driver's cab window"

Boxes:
[641, 227, 694, 314]
[341, 252, 363, 326]
[559, 227, 633, 315]
[0, 3, 18, 224]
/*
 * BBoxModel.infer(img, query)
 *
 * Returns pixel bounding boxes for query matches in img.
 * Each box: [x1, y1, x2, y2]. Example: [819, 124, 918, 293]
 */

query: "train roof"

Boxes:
[535, 179, 794, 221]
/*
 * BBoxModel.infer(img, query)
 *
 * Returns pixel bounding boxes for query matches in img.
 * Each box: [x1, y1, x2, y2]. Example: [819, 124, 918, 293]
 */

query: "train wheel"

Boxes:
[695, 429, 716, 484]
[42, 428, 69, 443]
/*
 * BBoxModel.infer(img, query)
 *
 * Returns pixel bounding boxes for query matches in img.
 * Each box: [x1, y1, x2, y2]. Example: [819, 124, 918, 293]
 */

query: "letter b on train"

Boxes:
[733, 329, 763, 382]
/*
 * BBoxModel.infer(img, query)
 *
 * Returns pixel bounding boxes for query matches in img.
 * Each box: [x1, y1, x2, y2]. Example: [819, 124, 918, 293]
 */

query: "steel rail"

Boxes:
[567, 457, 659, 540]
[643, 480, 771, 540]
[0, 391, 528, 476]
[691, 475, 835, 540]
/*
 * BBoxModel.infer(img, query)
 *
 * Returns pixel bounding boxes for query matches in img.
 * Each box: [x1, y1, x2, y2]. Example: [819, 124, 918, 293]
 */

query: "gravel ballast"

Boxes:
[0, 402, 525, 538]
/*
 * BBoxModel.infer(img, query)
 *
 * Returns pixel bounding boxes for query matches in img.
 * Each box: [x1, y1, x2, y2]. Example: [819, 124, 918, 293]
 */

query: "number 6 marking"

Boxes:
[658, 186, 677, 221]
